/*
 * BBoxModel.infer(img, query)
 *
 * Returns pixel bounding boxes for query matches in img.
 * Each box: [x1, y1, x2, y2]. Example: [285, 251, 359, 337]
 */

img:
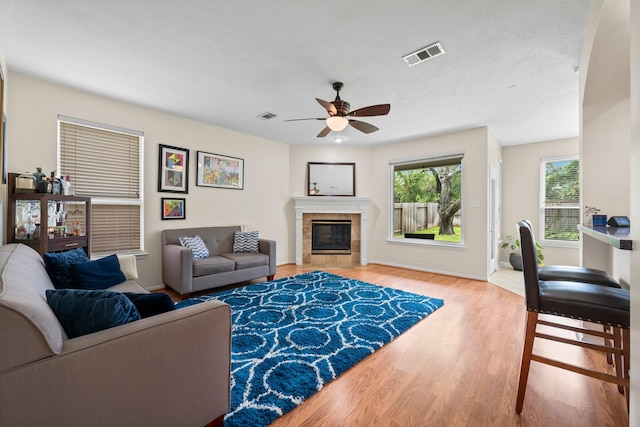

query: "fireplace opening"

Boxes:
[311, 220, 351, 254]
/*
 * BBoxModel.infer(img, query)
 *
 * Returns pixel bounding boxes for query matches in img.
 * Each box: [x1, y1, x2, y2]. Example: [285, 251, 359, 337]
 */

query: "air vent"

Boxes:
[257, 112, 277, 120]
[402, 42, 445, 67]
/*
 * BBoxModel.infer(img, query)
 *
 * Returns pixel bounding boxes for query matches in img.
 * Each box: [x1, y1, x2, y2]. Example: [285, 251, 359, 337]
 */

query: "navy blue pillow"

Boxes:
[123, 293, 176, 318]
[70, 254, 126, 290]
[43, 248, 90, 289]
[46, 289, 141, 339]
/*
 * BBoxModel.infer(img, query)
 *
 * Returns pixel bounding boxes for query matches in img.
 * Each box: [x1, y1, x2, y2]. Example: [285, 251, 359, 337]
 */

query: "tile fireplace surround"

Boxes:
[292, 196, 371, 266]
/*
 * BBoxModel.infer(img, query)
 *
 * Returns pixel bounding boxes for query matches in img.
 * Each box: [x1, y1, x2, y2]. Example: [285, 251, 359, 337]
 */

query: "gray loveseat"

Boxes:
[0, 243, 231, 427]
[162, 226, 276, 298]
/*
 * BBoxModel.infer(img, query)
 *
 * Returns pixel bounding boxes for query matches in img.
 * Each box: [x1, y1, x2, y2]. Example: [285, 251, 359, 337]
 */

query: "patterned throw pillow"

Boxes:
[233, 231, 260, 253]
[178, 235, 209, 260]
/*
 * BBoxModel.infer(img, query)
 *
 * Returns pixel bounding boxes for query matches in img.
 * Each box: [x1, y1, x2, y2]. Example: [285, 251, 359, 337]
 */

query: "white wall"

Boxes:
[630, 0, 640, 422]
[5, 72, 292, 289]
[288, 145, 374, 262]
[3, 70, 586, 286]
[582, 99, 631, 220]
[370, 127, 491, 280]
[290, 128, 495, 280]
[501, 137, 580, 266]
[581, 0, 637, 422]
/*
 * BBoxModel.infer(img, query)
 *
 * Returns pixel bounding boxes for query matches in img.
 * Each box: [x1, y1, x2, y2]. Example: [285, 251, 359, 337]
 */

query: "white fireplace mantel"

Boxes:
[292, 196, 371, 265]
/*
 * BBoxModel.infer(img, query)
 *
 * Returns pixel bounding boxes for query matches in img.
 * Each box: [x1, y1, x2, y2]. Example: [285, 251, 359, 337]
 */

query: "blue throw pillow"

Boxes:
[43, 248, 90, 289]
[123, 293, 176, 318]
[46, 289, 141, 339]
[70, 254, 126, 290]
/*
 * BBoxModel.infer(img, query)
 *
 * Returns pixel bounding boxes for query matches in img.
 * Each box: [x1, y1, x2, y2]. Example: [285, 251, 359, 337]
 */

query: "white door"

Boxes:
[489, 164, 500, 274]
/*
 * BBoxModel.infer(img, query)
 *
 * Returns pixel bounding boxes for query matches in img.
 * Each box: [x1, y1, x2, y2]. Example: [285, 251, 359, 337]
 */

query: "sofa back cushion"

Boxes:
[163, 226, 241, 257]
[0, 244, 64, 372]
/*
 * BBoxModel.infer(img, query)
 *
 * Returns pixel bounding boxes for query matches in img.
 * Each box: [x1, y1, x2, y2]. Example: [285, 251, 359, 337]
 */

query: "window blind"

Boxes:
[541, 157, 580, 241]
[58, 116, 143, 255]
[392, 153, 464, 171]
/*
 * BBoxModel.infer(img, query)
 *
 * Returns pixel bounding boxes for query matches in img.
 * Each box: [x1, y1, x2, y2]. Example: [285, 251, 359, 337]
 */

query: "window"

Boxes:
[58, 116, 144, 256]
[390, 154, 463, 243]
[540, 156, 579, 242]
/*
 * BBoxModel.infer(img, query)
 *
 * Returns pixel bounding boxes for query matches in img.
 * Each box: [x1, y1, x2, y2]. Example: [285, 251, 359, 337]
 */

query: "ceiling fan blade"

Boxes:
[283, 118, 325, 122]
[348, 104, 390, 117]
[349, 120, 379, 134]
[317, 126, 331, 137]
[316, 98, 337, 116]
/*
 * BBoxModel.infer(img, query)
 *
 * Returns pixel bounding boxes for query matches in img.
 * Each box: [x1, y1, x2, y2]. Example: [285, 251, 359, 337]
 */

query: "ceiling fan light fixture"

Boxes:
[326, 116, 348, 131]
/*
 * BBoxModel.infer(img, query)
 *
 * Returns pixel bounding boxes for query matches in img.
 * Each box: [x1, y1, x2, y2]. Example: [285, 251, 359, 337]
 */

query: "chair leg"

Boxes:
[622, 328, 630, 411]
[604, 325, 614, 365]
[516, 311, 538, 414]
[613, 327, 624, 393]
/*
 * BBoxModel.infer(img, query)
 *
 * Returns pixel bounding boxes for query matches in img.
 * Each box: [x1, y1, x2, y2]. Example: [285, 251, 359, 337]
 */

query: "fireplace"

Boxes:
[292, 196, 371, 266]
[311, 220, 351, 254]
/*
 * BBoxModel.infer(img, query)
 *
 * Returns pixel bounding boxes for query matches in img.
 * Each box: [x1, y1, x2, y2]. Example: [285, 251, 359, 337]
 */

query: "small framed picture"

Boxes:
[196, 151, 244, 190]
[161, 197, 186, 220]
[158, 144, 189, 193]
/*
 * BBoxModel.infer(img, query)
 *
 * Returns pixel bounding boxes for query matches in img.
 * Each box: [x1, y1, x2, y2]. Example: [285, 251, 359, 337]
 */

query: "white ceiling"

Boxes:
[0, 0, 590, 147]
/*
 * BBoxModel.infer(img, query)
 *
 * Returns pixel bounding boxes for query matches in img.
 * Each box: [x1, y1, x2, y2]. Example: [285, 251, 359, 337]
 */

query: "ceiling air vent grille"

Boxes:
[402, 42, 445, 67]
[257, 112, 277, 120]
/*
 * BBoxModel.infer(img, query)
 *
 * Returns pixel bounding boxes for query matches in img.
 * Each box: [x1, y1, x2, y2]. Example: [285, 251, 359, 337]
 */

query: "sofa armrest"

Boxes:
[259, 238, 276, 276]
[0, 300, 231, 427]
[162, 244, 193, 294]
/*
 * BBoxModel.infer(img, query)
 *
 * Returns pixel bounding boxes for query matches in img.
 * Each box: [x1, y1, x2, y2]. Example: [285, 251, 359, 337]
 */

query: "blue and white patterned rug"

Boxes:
[176, 271, 444, 427]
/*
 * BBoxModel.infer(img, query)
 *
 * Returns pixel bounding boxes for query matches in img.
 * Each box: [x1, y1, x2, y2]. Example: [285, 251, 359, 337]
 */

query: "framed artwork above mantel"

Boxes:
[307, 162, 355, 196]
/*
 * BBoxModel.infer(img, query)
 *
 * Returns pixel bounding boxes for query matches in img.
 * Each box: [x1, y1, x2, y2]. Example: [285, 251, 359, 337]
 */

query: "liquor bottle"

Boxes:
[64, 175, 75, 195]
[50, 171, 61, 195]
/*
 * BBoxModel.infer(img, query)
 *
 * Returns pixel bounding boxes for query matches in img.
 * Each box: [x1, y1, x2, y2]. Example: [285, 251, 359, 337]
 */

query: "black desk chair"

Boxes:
[515, 221, 630, 413]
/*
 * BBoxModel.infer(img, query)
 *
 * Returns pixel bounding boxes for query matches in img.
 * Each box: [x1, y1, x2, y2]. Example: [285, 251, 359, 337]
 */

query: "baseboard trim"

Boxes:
[368, 260, 487, 281]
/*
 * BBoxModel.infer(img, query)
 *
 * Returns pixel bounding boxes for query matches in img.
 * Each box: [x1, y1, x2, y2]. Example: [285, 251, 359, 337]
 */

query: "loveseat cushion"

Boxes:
[43, 247, 89, 289]
[222, 252, 269, 270]
[193, 256, 235, 277]
[70, 254, 127, 290]
[45, 289, 141, 339]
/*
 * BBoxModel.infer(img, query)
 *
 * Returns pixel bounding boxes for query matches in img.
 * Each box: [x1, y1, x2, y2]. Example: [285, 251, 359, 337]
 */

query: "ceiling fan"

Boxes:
[285, 82, 390, 138]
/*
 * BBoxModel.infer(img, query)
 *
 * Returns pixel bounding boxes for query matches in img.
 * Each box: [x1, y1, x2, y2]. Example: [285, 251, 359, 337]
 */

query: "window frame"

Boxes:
[388, 152, 464, 247]
[539, 155, 580, 247]
[57, 115, 145, 257]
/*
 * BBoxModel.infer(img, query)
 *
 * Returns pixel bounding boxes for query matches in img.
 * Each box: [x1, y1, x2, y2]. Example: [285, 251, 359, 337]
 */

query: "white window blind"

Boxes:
[58, 116, 143, 255]
[540, 156, 580, 242]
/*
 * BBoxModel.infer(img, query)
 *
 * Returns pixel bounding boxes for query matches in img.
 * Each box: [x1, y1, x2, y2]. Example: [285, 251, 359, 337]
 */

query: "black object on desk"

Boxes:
[607, 216, 630, 227]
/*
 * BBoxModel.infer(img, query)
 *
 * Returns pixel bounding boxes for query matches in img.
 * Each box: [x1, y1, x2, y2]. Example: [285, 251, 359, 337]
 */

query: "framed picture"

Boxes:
[196, 151, 244, 190]
[158, 144, 189, 193]
[307, 162, 356, 196]
[161, 197, 186, 220]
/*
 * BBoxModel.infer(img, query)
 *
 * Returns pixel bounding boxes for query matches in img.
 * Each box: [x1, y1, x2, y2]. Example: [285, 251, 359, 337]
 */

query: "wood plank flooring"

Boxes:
[164, 264, 629, 426]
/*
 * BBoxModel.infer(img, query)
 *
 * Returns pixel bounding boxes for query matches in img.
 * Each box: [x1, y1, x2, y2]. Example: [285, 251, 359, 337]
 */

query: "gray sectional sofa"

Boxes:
[162, 225, 276, 298]
[0, 243, 231, 427]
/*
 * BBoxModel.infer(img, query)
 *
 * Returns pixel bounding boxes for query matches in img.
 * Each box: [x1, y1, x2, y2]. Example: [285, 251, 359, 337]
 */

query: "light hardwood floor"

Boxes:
[166, 264, 629, 426]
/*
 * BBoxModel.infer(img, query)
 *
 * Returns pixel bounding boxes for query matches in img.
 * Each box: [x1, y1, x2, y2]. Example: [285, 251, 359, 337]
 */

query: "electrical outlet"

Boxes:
[415, 249, 421, 257]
